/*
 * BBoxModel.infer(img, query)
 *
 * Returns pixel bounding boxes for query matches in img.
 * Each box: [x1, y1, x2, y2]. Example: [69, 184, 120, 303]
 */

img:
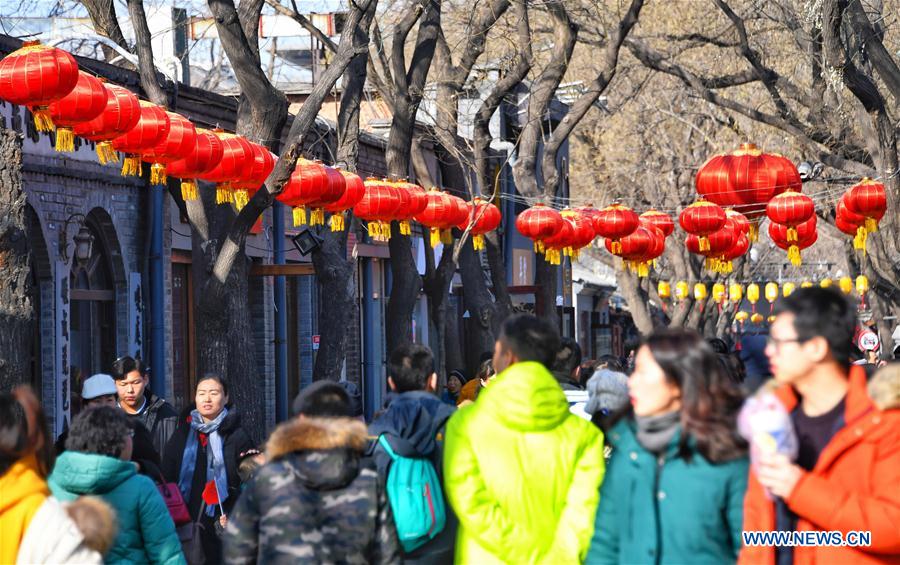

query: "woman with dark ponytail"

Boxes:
[586, 328, 749, 564]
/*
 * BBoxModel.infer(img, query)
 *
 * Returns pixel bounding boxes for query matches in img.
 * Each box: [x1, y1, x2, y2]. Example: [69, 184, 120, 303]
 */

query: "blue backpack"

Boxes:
[377, 435, 447, 552]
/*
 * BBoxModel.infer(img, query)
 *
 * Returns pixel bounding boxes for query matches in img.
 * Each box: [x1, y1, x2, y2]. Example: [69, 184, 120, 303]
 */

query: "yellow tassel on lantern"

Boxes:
[699, 236, 710, 252]
[787, 226, 798, 243]
[713, 283, 726, 304]
[704, 257, 719, 272]
[865, 218, 878, 233]
[308, 208, 325, 226]
[331, 213, 345, 232]
[719, 260, 734, 275]
[181, 180, 198, 201]
[367, 222, 377, 238]
[855, 226, 868, 251]
[55, 127, 75, 152]
[610, 240, 622, 255]
[293, 207, 307, 226]
[637, 262, 649, 278]
[730, 283, 744, 304]
[31, 107, 54, 132]
[234, 189, 249, 211]
[399, 220, 411, 235]
[381, 222, 392, 241]
[121, 155, 142, 177]
[96, 141, 118, 164]
[150, 163, 167, 185]
[787, 245, 802, 266]
[430, 228, 441, 248]
[440, 230, 453, 245]
[473, 234, 485, 251]
[748, 222, 759, 242]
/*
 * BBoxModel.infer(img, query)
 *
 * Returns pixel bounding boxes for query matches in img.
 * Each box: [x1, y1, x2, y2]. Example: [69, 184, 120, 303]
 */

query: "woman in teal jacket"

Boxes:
[587, 329, 749, 564]
[49, 406, 185, 565]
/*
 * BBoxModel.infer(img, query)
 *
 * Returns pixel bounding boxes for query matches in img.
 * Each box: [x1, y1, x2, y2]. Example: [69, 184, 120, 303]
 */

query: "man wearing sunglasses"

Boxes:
[112, 356, 179, 455]
[740, 287, 900, 565]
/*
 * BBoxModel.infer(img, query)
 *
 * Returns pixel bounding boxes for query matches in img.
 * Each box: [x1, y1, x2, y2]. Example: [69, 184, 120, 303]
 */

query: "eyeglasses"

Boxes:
[765, 336, 805, 350]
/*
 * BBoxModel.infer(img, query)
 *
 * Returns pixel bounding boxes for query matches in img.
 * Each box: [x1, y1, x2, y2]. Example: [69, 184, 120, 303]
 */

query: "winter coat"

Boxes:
[55, 419, 163, 479]
[48, 451, 186, 565]
[586, 420, 748, 564]
[223, 416, 401, 564]
[130, 392, 180, 456]
[0, 454, 100, 564]
[443, 361, 606, 564]
[368, 390, 457, 564]
[161, 406, 254, 564]
[740, 365, 900, 565]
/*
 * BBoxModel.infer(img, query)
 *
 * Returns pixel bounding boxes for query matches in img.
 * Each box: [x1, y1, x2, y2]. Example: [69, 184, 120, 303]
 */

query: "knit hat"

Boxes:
[584, 369, 629, 416]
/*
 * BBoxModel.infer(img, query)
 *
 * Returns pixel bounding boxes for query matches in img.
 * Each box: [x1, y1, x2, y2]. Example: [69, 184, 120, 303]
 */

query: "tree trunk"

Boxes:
[0, 129, 32, 392]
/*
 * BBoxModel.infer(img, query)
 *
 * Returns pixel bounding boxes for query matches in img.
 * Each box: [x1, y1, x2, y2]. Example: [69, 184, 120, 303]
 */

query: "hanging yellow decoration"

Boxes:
[750, 312, 764, 324]
[712, 283, 726, 304]
[765, 282, 779, 303]
[801, 281, 813, 288]
[820, 278, 833, 289]
[783, 282, 796, 297]
[657, 281, 671, 300]
[675, 281, 689, 301]
[839, 277, 853, 295]
[856, 275, 869, 295]
[735, 311, 750, 323]
[729, 283, 744, 304]
[694, 283, 708, 302]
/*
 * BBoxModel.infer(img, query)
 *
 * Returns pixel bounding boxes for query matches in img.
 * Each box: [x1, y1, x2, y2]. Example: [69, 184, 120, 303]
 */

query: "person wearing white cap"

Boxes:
[80, 374, 118, 407]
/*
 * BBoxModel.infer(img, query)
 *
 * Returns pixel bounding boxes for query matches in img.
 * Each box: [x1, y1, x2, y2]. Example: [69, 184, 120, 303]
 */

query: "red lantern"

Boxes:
[390, 180, 428, 235]
[73, 83, 141, 164]
[297, 165, 345, 225]
[769, 216, 817, 266]
[516, 203, 564, 253]
[325, 171, 366, 232]
[766, 190, 815, 243]
[355, 179, 401, 241]
[112, 101, 170, 177]
[725, 209, 751, 237]
[640, 210, 674, 237]
[458, 198, 501, 251]
[140, 112, 197, 186]
[561, 209, 596, 260]
[607, 225, 655, 276]
[719, 232, 750, 274]
[695, 143, 800, 237]
[415, 189, 463, 247]
[0, 41, 79, 131]
[543, 220, 575, 265]
[679, 200, 727, 252]
[231, 143, 276, 210]
[593, 204, 639, 254]
[575, 205, 602, 225]
[48, 71, 107, 152]
[198, 133, 255, 204]
[844, 177, 887, 238]
[276, 160, 329, 225]
[167, 129, 225, 201]
[686, 219, 736, 273]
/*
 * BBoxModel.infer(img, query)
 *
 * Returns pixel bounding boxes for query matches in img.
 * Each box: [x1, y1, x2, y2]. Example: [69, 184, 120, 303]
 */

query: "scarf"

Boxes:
[177, 408, 229, 517]
[634, 410, 681, 454]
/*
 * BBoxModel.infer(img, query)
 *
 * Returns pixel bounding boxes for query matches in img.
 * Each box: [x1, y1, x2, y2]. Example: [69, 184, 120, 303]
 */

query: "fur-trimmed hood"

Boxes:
[868, 364, 900, 411]
[266, 417, 368, 461]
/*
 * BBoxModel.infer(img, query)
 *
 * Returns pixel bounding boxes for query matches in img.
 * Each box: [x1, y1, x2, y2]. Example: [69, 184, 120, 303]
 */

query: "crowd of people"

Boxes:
[2, 286, 899, 564]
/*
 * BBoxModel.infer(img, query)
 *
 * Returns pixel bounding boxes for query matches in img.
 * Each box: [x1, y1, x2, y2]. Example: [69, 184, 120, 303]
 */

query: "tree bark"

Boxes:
[0, 129, 31, 392]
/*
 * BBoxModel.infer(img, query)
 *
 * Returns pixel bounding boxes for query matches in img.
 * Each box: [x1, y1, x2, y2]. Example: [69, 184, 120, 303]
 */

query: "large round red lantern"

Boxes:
[640, 210, 674, 237]
[301, 166, 346, 225]
[679, 200, 727, 252]
[277, 160, 330, 225]
[695, 143, 801, 237]
[355, 179, 401, 241]
[324, 170, 366, 232]
[719, 232, 750, 274]
[686, 218, 736, 273]
[231, 143, 276, 210]
[73, 83, 141, 164]
[198, 133, 255, 204]
[844, 177, 886, 237]
[593, 204, 639, 254]
[769, 216, 817, 266]
[516, 203, 563, 253]
[561, 209, 596, 260]
[766, 190, 815, 243]
[725, 209, 751, 237]
[140, 112, 197, 186]
[48, 71, 107, 152]
[575, 205, 602, 226]
[457, 198, 501, 251]
[0, 41, 79, 131]
[606, 225, 655, 276]
[391, 180, 428, 235]
[111, 101, 170, 177]
[167, 129, 225, 201]
[415, 189, 463, 247]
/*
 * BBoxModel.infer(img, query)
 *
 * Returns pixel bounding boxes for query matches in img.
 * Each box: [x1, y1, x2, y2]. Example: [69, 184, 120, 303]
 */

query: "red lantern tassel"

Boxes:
[788, 245, 802, 266]
[31, 106, 54, 132]
[96, 141, 118, 164]
[330, 213, 345, 232]
[473, 234, 484, 251]
[430, 228, 440, 248]
[699, 236, 711, 252]
[293, 207, 307, 226]
[233, 189, 249, 211]
[150, 163, 167, 186]
[55, 127, 75, 152]
[380, 222, 392, 242]
[121, 155, 142, 177]
[440, 229, 453, 245]
[787, 226, 798, 243]
[748, 222, 759, 242]
[181, 180, 198, 201]
[611, 240, 622, 255]
[399, 220, 411, 235]
[865, 218, 878, 233]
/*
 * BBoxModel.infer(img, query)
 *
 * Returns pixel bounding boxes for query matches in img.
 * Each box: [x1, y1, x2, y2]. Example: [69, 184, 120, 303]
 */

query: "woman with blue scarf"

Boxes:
[162, 375, 254, 564]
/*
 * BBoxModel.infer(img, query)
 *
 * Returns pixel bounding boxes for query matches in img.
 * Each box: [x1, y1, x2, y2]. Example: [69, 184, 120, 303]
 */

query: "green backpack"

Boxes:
[378, 435, 447, 552]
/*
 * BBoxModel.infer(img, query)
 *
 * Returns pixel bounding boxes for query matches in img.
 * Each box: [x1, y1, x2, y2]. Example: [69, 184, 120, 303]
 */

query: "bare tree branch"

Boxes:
[265, 0, 340, 53]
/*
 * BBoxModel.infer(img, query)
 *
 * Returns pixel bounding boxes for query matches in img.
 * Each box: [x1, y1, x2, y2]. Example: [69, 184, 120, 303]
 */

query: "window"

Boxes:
[70, 223, 116, 380]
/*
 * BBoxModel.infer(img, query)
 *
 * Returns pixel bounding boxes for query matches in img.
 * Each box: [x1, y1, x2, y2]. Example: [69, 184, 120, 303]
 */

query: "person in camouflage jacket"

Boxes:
[223, 382, 401, 564]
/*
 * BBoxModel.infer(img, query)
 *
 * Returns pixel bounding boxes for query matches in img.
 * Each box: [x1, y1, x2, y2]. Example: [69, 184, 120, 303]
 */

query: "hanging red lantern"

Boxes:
[695, 144, 800, 238]
[843, 178, 887, 243]
[607, 225, 655, 276]
[543, 220, 574, 265]
[639, 210, 674, 237]
[769, 216, 817, 266]
[298, 165, 346, 225]
[167, 129, 225, 201]
[766, 190, 815, 243]
[593, 204, 639, 254]
[575, 205, 602, 226]
[199, 133, 255, 204]
[458, 198, 501, 251]
[48, 70, 107, 152]
[139, 112, 197, 186]
[0, 41, 79, 131]
[725, 209, 751, 237]
[111, 101, 170, 177]
[415, 189, 466, 247]
[324, 170, 366, 232]
[718, 232, 750, 274]
[516, 203, 564, 254]
[685, 218, 736, 273]
[355, 178, 401, 241]
[679, 200, 726, 252]
[231, 143, 276, 210]
[836, 197, 868, 251]
[392, 180, 428, 235]
[73, 83, 141, 164]
[562, 209, 596, 260]
[637, 226, 666, 276]
[276, 159, 329, 224]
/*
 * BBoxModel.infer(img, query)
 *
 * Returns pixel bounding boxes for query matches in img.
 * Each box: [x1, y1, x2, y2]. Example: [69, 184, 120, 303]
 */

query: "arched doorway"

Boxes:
[69, 218, 117, 380]
[25, 205, 51, 394]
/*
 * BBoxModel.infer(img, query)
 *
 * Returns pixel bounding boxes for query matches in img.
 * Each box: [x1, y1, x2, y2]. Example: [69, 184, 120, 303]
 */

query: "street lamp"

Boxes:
[291, 227, 322, 256]
[59, 214, 94, 266]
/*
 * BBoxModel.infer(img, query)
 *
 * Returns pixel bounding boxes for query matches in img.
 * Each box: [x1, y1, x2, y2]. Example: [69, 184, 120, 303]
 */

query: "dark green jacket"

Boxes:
[587, 420, 748, 564]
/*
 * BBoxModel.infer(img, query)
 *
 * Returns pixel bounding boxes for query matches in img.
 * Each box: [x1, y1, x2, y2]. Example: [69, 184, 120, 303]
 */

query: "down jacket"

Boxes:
[49, 451, 185, 565]
[443, 361, 606, 564]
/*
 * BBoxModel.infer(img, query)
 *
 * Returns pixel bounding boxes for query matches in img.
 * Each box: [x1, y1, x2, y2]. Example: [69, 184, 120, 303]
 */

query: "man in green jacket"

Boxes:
[444, 315, 606, 564]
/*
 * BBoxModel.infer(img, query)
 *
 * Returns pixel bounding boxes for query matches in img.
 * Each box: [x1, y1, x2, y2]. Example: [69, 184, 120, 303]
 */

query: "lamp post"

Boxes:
[59, 214, 94, 266]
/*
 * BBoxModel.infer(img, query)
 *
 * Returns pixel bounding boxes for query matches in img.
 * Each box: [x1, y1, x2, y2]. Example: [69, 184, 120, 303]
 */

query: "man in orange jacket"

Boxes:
[740, 287, 900, 565]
